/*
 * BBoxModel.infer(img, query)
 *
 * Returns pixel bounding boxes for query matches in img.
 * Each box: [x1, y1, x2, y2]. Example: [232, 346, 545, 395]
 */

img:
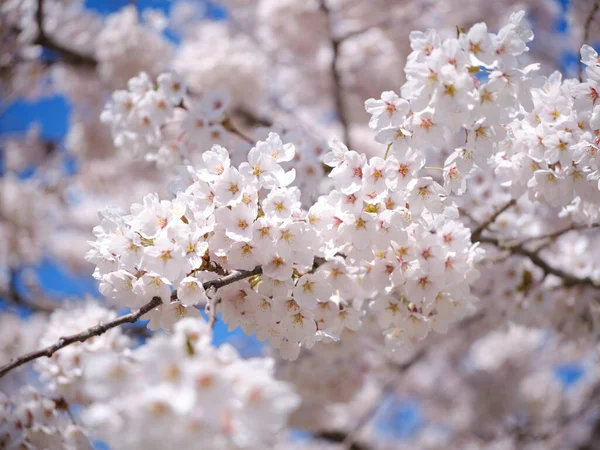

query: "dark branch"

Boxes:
[0, 296, 163, 379]
[314, 432, 372, 450]
[316, 349, 426, 449]
[520, 222, 600, 245]
[0, 266, 265, 379]
[204, 266, 262, 292]
[468, 199, 599, 289]
[34, 0, 97, 68]
[477, 235, 600, 289]
[320, 0, 351, 148]
[471, 199, 516, 241]
[233, 108, 273, 128]
[222, 117, 255, 145]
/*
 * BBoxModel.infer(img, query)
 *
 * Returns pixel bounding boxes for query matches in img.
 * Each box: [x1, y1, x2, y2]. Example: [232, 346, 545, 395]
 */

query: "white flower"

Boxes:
[365, 91, 410, 130]
[177, 276, 210, 307]
[293, 273, 333, 309]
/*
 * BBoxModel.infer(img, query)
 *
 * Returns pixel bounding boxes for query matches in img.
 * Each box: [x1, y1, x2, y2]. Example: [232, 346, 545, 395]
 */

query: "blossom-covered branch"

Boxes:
[0, 264, 269, 380]
[0, 296, 162, 379]
[478, 235, 600, 289]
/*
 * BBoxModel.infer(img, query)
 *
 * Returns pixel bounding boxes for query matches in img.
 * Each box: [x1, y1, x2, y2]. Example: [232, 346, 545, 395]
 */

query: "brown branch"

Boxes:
[222, 117, 255, 145]
[580, 1, 600, 82]
[0, 296, 163, 379]
[203, 266, 262, 292]
[469, 199, 600, 289]
[314, 432, 372, 450]
[477, 235, 600, 289]
[319, 0, 351, 148]
[520, 222, 600, 245]
[470, 199, 516, 241]
[34, 0, 97, 68]
[233, 108, 273, 128]
[337, 17, 393, 42]
[0, 266, 264, 379]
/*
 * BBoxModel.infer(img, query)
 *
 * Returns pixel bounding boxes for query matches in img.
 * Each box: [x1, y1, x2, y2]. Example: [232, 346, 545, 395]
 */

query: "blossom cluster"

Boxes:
[101, 71, 231, 166]
[87, 130, 359, 359]
[0, 387, 91, 450]
[90, 113, 482, 359]
[312, 138, 482, 348]
[34, 303, 131, 406]
[497, 45, 600, 220]
[365, 11, 540, 196]
[82, 317, 299, 450]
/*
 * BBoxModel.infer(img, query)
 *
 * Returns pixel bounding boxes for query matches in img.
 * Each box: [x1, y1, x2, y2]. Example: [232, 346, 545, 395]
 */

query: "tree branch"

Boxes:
[222, 117, 255, 145]
[0, 266, 264, 379]
[0, 296, 163, 379]
[468, 199, 600, 289]
[0, 268, 57, 313]
[34, 0, 97, 68]
[520, 222, 600, 245]
[477, 235, 600, 289]
[320, 0, 351, 148]
[470, 199, 516, 241]
[203, 266, 262, 292]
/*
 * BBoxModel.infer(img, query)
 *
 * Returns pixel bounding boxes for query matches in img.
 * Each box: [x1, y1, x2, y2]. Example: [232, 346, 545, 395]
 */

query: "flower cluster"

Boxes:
[101, 71, 232, 166]
[496, 45, 600, 219]
[87, 131, 362, 359]
[34, 303, 131, 406]
[365, 11, 540, 196]
[95, 6, 172, 87]
[90, 115, 483, 359]
[0, 387, 91, 450]
[312, 139, 482, 348]
[82, 317, 299, 450]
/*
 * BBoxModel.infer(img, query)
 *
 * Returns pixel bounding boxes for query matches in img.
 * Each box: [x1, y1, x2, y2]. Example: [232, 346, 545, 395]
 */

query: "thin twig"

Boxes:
[580, 1, 600, 82]
[477, 235, 600, 289]
[520, 222, 600, 245]
[0, 266, 264, 379]
[0, 268, 56, 313]
[320, 0, 351, 148]
[337, 17, 393, 41]
[0, 296, 163, 379]
[203, 266, 262, 292]
[471, 199, 516, 241]
[469, 200, 600, 289]
[233, 108, 273, 128]
[314, 349, 425, 450]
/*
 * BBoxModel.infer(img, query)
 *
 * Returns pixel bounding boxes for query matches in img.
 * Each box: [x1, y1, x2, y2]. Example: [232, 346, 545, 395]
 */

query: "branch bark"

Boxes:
[469, 199, 600, 290]
[320, 0, 351, 148]
[0, 268, 57, 313]
[34, 0, 97, 68]
[477, 235, 600, 289]
[470, 199, 516, 241]
[316, 349, 426, 450]
[0, 296, 162, 379]
[0, 266, 264, 379]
